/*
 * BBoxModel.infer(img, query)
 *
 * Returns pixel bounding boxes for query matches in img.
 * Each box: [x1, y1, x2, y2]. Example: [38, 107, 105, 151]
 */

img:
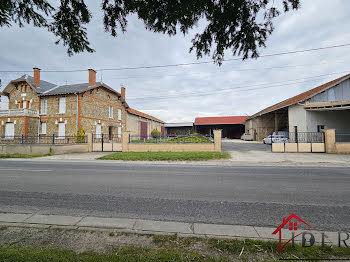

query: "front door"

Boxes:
[58, 123, 65, 138]
[5, 123, 14, 139]
[109, 126, 113, 140]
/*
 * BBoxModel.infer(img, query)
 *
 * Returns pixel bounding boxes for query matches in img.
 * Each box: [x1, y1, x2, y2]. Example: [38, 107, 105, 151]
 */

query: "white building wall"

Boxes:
[306, 110, 350, 133]
[288, 104, 308, 132]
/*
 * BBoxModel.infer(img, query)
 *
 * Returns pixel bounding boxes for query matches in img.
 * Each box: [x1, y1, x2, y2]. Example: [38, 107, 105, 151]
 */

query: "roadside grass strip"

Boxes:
[1, 234, 349, 262]
[98, 152, 230, 161]
[0, 153, 52, 159]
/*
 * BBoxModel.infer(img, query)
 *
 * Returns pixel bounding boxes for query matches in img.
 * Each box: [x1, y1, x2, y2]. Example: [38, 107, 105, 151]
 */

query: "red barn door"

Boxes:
[140, 121, 148, 138]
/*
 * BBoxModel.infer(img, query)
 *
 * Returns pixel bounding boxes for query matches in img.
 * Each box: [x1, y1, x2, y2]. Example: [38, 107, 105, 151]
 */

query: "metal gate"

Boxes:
[92, 134, 122, 152]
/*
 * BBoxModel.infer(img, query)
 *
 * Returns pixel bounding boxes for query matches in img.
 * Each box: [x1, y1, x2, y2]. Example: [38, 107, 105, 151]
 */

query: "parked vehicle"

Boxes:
[241, 133, 254, 141]
[263, 135, 288, 144]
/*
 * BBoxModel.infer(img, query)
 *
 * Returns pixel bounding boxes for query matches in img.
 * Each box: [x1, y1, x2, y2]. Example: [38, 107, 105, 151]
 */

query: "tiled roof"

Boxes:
[195, 116, 249, 125]
[15, 75, 56, 94]
[40, 82, 103, 96]
[127, 108, 164, 123]
[248, 73, 350, 120]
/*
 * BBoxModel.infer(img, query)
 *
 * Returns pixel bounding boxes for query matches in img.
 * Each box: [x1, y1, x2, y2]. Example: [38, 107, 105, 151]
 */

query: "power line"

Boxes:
[0, 43, 349, 73]
[127, 71, 350, 100]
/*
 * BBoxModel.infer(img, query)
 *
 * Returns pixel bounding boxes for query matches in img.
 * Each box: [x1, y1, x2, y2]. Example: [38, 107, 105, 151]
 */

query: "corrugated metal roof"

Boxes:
[195, 116, 249, 125]
[165, 122, 193, 127]
[248, 73, 350, 120]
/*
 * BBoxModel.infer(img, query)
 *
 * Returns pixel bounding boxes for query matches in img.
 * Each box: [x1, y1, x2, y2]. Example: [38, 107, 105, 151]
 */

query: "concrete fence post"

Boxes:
[122, 131, 131, 152]
[86, 132, 93, 152]
[324, 129, 336, 154]
[213, 129, 222, 152]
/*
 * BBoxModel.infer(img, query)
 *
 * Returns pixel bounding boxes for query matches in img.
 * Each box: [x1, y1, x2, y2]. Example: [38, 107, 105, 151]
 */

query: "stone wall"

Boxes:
[80, 88, 126, 135]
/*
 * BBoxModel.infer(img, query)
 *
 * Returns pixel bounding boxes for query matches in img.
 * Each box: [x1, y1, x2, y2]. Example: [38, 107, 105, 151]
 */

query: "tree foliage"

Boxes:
[0, 0, 300, 63]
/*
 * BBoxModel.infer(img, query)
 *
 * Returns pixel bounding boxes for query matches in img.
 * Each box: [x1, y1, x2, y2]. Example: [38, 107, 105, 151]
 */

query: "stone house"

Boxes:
[0, 68, 164, 139]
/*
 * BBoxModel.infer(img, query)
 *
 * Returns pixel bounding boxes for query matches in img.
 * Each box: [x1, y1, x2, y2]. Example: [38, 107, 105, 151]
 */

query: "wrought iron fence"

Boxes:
[335, 133, 350, 143]
[129, 134, 214, 144]
[92, 134, 122, 143]
[0, 135, 88, 145]
[270, 132, 324, 143]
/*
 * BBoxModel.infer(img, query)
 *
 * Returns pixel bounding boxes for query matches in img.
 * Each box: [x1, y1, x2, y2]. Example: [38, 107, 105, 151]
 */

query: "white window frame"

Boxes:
[109, 105, 114, 119]
[59, 97, 66, 114]
[22, 100, 27, 109]
[41, 99, 47, 115]
[58, 122, 65, 139]
[41, 122, 47, 134]
[118, 109, 122, 121]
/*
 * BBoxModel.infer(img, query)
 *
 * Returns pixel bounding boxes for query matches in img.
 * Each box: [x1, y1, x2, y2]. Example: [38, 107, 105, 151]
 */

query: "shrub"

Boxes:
[151, 129, 162, 138]
[77, 128, 86, 143]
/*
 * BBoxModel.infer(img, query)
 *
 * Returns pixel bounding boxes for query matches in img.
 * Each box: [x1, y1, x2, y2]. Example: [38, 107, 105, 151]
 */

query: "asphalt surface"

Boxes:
[0, 160, 349, 231]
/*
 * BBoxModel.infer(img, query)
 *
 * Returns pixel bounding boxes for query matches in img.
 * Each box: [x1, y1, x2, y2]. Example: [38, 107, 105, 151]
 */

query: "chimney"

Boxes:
[88, 69, 96, 86]
[121, 86, 125, 100]
[33, 68, 41, 86]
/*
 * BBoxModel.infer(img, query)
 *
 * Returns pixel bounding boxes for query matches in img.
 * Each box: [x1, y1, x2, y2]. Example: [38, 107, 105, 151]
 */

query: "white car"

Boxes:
[263, 135, 288, 144]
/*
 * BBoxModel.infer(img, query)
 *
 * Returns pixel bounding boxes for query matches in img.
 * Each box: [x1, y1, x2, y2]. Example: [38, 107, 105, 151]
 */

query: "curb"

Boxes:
[0, 212, 339, 245]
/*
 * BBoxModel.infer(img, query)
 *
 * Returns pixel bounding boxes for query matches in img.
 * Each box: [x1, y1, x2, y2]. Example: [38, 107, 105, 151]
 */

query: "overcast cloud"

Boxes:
[1, 1, 350, 122]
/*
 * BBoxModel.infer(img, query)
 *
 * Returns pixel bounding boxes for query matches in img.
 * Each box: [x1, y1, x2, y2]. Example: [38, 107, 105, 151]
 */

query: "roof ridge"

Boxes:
[248, 73, 350, 119]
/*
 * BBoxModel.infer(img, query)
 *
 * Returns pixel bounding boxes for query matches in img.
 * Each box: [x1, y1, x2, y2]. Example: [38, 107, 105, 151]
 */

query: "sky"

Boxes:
[1, 1, 350, 123]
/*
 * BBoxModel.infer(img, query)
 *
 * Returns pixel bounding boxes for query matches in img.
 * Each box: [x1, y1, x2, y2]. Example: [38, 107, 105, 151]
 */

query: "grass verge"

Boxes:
[98, 152, 230, 161]
[0, 148, 54, 158]
[1, 233, 350, 262]
[0, 153, 52, 159]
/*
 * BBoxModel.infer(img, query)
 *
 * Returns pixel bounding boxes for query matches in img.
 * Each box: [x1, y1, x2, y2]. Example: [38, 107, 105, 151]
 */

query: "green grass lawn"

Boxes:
[0, 153, 52, 159]
[1, 235, 349, 262]
[98, 152, 230, 161]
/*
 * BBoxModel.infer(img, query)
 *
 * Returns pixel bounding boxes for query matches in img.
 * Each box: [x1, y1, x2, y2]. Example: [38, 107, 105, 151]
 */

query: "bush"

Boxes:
[151, 129, 162, 138]
[167, 135, 212, 143]
[77, 128, 86, 143]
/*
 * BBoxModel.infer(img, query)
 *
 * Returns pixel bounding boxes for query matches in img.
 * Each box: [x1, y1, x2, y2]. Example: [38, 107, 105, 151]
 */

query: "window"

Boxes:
[317, 125, 325, 132]
[59, 97, 66, 114]
[118, 126, 122, 138]
[21, 85, 26, 93]
[96, 124, 102, 138]
[41, 99, 47, 115]
[118, 109, 122, 121]
[109, 105, 113, 119]
[22, 101, 27, 109]
[58, 123, 65, 138]
[41, 122, 47, 134]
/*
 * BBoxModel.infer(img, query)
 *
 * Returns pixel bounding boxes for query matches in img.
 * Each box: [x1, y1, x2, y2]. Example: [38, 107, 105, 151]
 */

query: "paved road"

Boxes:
[0, 160, 349, 231]
[222, 140, 270, 151]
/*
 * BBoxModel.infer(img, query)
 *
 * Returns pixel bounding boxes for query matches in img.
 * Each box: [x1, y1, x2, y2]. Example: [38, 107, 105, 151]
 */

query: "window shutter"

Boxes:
[118, 126, 122, 138]
[41, 99, 47, 114]
[109, 106, 113, 118]
[118, 109, 122, 120]
[41, 122, 47, 134]
[59, 97, 66, 113]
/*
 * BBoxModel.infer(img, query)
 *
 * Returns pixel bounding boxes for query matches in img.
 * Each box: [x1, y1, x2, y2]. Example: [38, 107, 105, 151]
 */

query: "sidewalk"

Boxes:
[0, 212, 340, 246]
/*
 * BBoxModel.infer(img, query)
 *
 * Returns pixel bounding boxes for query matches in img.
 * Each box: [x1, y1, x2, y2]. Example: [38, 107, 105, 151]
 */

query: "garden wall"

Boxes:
[0, 144, 89, 155]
